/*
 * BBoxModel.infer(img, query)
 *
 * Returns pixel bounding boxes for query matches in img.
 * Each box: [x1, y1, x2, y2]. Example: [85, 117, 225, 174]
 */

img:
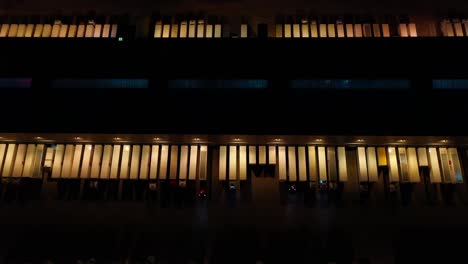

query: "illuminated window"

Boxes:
[0, 78, 32, 88]
[169, 79, 268, 89]
[433, 80, 468, 89]
[290, 79, 410, 89]
[51, 79, 149, 88]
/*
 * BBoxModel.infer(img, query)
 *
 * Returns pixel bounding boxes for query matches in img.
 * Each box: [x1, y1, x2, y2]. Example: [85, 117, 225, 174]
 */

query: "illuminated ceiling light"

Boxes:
[398, 139, 406, 143]
[194, 138, 201, 141]
[441, 139, 448, 143]
[74, 137, 82, 140]
[114, 137, 121, 140]
[35, 136, 43, 140]
[233, 138, 241, 142]
[315, 139, 323, 142]
[153, 137, 161, 141]
[356, 139, 364, 142]
[274, 138, 282, 142]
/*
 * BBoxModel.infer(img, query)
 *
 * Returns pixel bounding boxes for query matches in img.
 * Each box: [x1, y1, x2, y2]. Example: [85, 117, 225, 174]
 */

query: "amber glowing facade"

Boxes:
[2, 1, 468, 263]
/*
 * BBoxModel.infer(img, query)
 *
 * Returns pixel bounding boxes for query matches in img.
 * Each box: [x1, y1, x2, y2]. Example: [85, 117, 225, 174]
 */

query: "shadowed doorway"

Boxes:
[250, 165, 280, 207]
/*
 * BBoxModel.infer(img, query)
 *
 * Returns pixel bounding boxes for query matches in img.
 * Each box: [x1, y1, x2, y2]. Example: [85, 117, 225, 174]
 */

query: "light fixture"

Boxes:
[356, 139, 364, 142]
[118, 37, 123, 42]
[274, 138, 282, 142]
[114, 137, 121, 140]
[234, 138, 241, 141]
[35, 136, 43, 140]
[194, 138, 201, 141]
[441, 139, 448, 143]
[74, 137, 82, 140]
[398, 139, 406, 143]
[153, 137, 161, 141]
[315, 139, 323, 142]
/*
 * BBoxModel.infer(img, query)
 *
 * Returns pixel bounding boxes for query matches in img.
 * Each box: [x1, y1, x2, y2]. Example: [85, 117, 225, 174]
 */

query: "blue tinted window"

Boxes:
[0, 78, 32, 88]
[169, 80, 268, 89]
[433, 80, 468, 89]
[290, 80, 410, 89]
[52, 79, 149, 89]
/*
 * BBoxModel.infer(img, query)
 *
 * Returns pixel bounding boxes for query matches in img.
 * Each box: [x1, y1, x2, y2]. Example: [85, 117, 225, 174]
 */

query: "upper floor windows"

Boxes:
[0, 21, 118, 38]
[154, 20, 223, 38]
[440, 19, 468, 37]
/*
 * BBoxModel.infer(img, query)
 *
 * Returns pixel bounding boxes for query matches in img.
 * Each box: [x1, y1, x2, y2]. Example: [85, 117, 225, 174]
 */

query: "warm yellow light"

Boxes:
[315, 139, 323, 142]
[398, 139, 406, 143]
[234, 138, 241, 141]
[153, 137, 161, 141]
[74, 137, 82, 140]
[124, 146, 130, 151]
[356, 139, 364, 142]
[274, 138, 282, 142]
[35, 137, 43, 140]
[114, 137, 121, 140]
[200, 146, 207, 151]
[194, 138, 201, 141]
[441, 140, 448, 143]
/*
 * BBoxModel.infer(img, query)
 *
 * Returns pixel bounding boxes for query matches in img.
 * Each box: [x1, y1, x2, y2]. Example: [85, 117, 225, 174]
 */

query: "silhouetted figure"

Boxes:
[226, 183, 237, 208]
[389, 183, 398, 207]
[4, 178, 19, 203]
[160, 181, 169, 208]
[147, 182, 158, 205]
[359, 183, 369, 206]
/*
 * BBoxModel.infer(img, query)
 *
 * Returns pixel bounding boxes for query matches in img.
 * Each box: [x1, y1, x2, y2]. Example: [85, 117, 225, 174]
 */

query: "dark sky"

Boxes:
[1, 0, 466, 16]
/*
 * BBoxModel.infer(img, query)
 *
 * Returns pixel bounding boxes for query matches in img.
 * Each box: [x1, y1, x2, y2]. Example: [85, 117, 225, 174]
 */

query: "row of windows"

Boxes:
[1, 78, 468, 89]
[154, 21, 223, 38]
[152, 21, 416, 39]
[289, 80, 411, 89]
[274, 23, 417, 38]
[168, 80, 268, 89]
[0, 22, 118, 38]
[441, 20, 468, 37]
[3, 17, 468, 39]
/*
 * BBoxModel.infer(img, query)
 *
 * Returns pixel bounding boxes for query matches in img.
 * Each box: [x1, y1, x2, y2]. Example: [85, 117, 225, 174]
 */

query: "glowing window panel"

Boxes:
[290, 79, 410, 89]
[433, 79, 468, 89]
[169, 79, 268, 89]
[52, 79, 149, 89]
[0, 78, 32, 88]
